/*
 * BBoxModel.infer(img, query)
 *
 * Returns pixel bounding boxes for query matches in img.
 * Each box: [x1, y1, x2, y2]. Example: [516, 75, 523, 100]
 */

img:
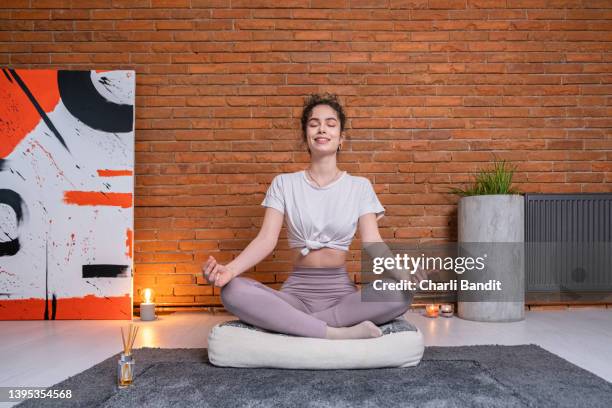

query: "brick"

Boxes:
[134, 275, 156, 287]
[136, 241, 179, 252]
[156, 296, 195, 304]
[413, 152, 452, 162]
[135, 285, 174, 299]
[178, 241, 220, 251]
[194, 295, 222, 304]
[174, 285, 213, 296]
[567, 173, 604, 183]
[395, 227, 433, 239]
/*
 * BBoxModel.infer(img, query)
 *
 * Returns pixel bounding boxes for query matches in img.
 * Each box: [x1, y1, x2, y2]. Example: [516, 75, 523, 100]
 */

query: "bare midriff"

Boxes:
[291, 247, 347, 268]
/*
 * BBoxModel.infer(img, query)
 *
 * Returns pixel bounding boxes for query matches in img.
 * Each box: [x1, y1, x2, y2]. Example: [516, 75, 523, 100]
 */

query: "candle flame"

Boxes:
[143, 288, 152, 303]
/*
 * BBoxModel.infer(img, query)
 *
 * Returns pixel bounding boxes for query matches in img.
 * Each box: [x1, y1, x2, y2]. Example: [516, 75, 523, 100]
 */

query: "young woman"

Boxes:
[202, 94, 424, 340]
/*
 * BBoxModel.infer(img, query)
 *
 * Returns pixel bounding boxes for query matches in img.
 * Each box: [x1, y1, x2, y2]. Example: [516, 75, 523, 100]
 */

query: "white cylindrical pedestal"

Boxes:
[140, 303, 156, 321]
[457, 194, 525, 322]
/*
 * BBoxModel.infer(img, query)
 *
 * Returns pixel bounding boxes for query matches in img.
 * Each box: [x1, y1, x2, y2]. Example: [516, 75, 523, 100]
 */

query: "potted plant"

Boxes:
[450, 159, 525, 322]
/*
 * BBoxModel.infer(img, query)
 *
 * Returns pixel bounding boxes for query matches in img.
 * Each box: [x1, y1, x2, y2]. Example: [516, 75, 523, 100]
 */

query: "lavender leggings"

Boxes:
[220, 265, 413, 338]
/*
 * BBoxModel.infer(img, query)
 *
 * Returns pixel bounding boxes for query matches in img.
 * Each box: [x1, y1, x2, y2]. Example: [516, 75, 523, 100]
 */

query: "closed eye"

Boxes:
[308, 118, 338, 126]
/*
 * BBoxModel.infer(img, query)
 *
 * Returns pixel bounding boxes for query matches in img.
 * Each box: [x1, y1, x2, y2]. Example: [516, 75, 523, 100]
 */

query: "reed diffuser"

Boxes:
[118, 324, 139, 388]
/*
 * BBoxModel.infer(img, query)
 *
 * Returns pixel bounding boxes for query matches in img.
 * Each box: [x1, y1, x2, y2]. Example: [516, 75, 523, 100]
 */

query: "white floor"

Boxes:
[1, 309, 611, 407]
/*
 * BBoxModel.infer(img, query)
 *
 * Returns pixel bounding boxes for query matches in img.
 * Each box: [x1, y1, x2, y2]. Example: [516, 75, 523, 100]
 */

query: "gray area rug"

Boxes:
[16, 345, 612, 408]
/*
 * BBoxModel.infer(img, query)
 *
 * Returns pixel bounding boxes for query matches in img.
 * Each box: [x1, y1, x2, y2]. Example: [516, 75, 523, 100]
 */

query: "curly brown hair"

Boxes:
[300, 93, 346, 154]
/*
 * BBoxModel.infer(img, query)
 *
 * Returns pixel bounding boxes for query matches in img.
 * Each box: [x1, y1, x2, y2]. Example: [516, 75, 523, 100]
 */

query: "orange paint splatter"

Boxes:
[0, 70, 61, 158]
[97, 169, 133, 177]
[0, 294, 132, 320]
[126, 228, 133, 259]
[63, 191, 133, 208]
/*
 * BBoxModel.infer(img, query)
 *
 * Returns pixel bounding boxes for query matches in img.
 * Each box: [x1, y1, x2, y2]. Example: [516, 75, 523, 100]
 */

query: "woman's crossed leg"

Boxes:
[220, 277, 413, 339]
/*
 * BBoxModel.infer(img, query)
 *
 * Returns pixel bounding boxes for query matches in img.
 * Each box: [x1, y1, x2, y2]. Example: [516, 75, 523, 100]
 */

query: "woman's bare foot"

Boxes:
[325, 320, 383, 340]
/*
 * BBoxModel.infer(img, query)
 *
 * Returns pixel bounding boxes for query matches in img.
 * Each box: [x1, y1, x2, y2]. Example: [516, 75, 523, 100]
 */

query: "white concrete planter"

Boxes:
[457, 194, 525, 322]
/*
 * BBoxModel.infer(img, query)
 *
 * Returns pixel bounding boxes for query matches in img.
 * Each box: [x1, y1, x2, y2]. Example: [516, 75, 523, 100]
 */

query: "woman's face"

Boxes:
[305, 104, 343, 156]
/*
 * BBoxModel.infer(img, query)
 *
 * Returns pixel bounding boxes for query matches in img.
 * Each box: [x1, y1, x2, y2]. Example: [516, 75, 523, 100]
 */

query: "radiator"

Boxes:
[525, 193, 612, 292]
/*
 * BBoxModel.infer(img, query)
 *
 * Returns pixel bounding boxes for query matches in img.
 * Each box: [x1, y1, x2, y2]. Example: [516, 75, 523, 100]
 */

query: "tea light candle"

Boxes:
[440, 303, 454, 318]
[140, 288, 156, 321]
[425, 304, 439, 318]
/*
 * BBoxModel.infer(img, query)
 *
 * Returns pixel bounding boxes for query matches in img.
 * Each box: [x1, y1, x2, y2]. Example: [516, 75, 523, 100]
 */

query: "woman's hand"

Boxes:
[202, 256, 236, 288]
[408, 267, 429, 287]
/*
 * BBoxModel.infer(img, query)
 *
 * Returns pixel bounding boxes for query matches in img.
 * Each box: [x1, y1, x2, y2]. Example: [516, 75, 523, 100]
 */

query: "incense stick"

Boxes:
[129, 326, 139, 353]
[128, 324, 133, 355]
[127, 324, 132, 356]
[121, 324, 139, 356]
[121, 328, 127, 355]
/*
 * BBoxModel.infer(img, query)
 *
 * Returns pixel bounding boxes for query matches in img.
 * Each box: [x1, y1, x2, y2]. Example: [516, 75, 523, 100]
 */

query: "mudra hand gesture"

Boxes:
[202, 256, 236, 287]
[409, 267, 429, 287]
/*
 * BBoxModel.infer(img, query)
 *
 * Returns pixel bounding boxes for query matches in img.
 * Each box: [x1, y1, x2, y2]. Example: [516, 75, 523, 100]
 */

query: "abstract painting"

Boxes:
[0, 69, 134, 319]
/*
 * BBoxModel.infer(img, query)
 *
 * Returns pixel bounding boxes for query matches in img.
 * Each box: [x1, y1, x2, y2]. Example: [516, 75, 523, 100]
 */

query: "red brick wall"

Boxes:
[2, 0, 611, 308]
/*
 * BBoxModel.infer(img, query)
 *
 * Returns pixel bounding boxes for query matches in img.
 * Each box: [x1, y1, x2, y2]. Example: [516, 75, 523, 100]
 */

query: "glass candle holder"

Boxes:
[117, 352, 134, 388]
[440, 304, 454, 318]
[425, 304, 439, 318]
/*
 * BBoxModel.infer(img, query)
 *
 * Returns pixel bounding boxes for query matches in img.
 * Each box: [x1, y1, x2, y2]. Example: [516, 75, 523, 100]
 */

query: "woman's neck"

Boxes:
[307, 155, 340, 180]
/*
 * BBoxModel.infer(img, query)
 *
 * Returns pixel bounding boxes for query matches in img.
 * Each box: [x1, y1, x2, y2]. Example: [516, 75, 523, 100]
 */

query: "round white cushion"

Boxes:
[207, 317, 424, 370]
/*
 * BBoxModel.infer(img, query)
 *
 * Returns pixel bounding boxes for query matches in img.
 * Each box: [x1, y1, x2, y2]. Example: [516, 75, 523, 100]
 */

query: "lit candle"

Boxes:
[425, 304, 439, 318]
[440, 303, 454, 318]
[140, 288, 156, 321]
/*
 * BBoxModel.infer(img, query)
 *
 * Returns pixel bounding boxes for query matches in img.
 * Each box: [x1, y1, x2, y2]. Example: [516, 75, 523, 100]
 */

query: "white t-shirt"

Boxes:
[261, 170, 385, 256]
